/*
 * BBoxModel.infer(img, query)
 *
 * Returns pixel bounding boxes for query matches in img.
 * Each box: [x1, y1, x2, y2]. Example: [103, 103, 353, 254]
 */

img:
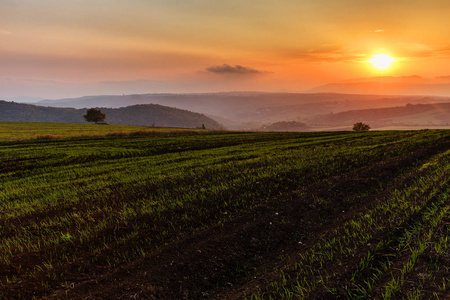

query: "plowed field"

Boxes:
[0, 127, 449, 299]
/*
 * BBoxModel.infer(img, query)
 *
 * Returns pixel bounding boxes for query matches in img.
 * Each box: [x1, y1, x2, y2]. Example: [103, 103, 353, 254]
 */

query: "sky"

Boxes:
[2, 0, 450, 99]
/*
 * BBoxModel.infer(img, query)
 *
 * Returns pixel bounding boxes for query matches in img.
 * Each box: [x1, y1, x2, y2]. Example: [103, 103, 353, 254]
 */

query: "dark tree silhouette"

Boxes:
[353, 122, 370, 131]
[83, 108, 106, 124]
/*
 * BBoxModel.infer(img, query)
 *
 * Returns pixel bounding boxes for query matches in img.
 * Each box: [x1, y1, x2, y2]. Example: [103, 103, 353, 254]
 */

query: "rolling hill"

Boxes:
[0, 100, 222, 129]
[35, 92, 450, 129]
[307, 102, 450, 130]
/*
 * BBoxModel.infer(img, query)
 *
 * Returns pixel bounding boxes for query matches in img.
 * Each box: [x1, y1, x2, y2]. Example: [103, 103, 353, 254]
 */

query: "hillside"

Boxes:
[0, 100, 222, 129]
[35, 92, 450, 129]
[308, 102, 450, 130]
[0, 129, 449, 299]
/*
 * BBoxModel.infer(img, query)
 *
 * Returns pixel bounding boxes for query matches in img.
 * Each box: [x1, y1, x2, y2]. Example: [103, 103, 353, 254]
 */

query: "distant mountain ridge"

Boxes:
[2, 98, 449, 131]
[34, 92, 450, 129]
[309, 76, 450, 96]
[0, 101, 222, 129]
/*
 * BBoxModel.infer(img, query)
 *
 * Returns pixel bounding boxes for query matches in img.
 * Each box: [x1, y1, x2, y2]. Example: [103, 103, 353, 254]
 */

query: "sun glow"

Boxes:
[369, 54, 395, 70]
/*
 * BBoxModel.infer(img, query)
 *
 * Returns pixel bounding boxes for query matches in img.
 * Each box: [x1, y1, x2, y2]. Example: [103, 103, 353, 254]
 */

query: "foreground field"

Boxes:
[0, 127, 449, 299]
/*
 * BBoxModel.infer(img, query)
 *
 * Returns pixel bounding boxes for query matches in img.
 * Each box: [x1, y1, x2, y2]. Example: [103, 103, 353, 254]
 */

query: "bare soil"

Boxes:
[2, 141, 449, 300]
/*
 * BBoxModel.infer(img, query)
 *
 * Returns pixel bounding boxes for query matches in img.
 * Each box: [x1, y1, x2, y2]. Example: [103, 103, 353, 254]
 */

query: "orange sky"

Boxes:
[2, 0, 450, 98]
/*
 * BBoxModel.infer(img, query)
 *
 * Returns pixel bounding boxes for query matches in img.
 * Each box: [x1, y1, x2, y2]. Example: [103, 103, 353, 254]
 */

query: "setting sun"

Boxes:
[369, 54, 395, 70]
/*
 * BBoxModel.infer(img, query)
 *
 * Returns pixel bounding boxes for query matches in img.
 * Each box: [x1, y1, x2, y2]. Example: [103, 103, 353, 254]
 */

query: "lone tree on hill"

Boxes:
[353, 122, 370, 131]
[83, 108, 106, 124]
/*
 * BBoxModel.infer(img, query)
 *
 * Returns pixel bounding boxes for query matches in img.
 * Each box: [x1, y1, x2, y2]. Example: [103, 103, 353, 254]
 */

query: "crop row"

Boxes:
[0, 129, 449, 299]
[248, 146, 449, 299]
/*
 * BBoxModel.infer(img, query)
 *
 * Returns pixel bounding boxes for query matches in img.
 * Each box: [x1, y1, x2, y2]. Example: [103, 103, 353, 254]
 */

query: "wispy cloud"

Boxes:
[374, 29, 385, 33]
[282, 46, 366, 63]
[206, 64, 263, 75]
[284, 43, 450, 64]
[0, 29, 12, 35]
[395, 43, 450, 59]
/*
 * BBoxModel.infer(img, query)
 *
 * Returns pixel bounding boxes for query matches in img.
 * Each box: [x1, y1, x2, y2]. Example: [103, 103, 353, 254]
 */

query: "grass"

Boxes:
[0, 121, 205, 141]
[0, 122, 449, 299]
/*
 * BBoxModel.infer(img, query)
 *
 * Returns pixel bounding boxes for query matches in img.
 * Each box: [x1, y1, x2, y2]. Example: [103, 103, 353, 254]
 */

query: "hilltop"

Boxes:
[0, 100, 222, 129]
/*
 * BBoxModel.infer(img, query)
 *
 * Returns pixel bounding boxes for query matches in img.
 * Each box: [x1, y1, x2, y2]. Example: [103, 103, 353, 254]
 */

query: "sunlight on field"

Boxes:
[0, 122, 204, 141]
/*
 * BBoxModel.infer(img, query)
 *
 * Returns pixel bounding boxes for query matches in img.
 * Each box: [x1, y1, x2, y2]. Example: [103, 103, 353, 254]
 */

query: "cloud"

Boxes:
[206, 64, 263, 75]
[395, 43, 450, 59]
[283, 46, 366, 63]
[374, 29, 385, 33]
[0, 29, 12, 35]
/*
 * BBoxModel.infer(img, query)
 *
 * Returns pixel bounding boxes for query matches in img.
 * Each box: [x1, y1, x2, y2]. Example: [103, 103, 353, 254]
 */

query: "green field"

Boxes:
[0, 123, 449, 299]
[0, 122, 204, 141]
